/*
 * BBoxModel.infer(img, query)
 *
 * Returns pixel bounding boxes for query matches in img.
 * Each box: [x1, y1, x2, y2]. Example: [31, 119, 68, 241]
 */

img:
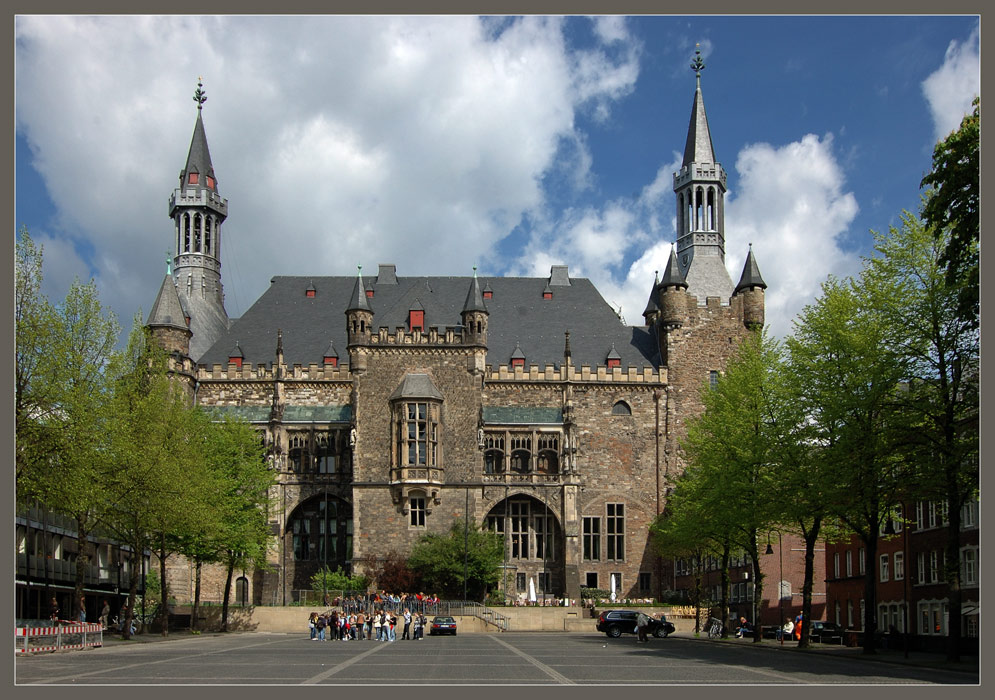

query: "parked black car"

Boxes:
[808, 621, 844, 644]
[429, 615, 457, 635]
[596, 610, 676, 638]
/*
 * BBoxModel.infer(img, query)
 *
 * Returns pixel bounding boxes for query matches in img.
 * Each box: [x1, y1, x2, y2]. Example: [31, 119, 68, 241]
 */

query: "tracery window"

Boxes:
[510, 434, 532, 473]
[484, 434, 505, 474]
[397, 402, 440, 467]
[536, 434, 559, 473]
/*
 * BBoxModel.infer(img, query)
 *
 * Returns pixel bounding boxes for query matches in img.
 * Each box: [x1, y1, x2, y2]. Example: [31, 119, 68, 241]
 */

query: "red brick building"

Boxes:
[824, 497, 979, 652]
[672, 533, 827, 630]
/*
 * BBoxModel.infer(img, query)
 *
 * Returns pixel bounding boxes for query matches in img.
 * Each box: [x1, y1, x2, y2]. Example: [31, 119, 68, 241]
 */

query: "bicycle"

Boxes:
[706, 617, 723, 638]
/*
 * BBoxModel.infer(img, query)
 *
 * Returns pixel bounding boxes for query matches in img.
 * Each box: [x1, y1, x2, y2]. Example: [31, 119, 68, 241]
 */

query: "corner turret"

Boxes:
[734, 244, 767, 330]
[461, 266, 489, 348]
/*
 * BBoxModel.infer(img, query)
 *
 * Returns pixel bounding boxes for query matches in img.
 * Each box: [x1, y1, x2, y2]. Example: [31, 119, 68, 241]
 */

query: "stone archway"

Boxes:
[285, 494, 353, 593]
[484, 494, 563, 603]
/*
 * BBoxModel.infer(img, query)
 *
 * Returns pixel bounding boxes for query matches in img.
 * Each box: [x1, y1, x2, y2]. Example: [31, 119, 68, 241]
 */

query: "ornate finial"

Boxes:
[193, 77, 207, 111]
[277, 328, 283, 353]
[691, 43, 705, 79]
[473, 265, 477, 277]
[166, 251, 172, 276]
[564, 330, 572, 359]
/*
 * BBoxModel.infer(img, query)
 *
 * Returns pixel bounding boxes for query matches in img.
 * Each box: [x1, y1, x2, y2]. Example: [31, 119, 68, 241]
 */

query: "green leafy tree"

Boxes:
[651, 487, 726, 634]
[103, 321, 216, 637]
[678, 330, 797, 641]
[920, 97, 979, 328]
[14, 229, 59, 496]
[311, 566, 369, 595]
[407, 520, 503, 600]
[196, 412, 276, 631]
[863, 212, 979, 661]
[788, 276, 908, 655]
[15, 228, 122, 620]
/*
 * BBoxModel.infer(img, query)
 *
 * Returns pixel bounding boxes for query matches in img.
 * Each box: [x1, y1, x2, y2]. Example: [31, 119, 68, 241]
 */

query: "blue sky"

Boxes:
[15, 15, 980, 340]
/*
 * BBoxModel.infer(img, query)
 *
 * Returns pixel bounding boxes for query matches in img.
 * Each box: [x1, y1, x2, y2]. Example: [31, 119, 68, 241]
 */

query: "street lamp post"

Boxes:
[903, 504, 910, 659]
[464, 486, 469, 602]
[778, 532, 784, 645]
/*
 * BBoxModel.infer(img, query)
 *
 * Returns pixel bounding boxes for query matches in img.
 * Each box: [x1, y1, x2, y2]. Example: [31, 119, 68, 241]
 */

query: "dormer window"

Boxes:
[511, 342, 526, 369]
[323, 340, 339, 367]
[606, 343, 621, 369]
[306, 281, 316, 298]
[409, 309, 425, 332]
[542, 283, 553, 300]
[188, 172, 199, 185]
[206, 175, 215, 189]
[483, 282, 493, 300]
[228, 342, 244, 368]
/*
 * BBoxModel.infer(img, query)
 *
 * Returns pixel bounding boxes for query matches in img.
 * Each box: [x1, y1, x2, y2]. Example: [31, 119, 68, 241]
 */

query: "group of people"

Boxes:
[319, 591, 441, 615]
[308, 607, 429, 642]
[731, 612, 804, 640]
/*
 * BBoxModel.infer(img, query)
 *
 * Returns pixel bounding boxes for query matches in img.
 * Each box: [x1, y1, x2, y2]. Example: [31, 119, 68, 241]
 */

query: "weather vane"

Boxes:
[193, 77, 207, 110]
[691, 43, 705, 78]
[166, 251, 172, 275]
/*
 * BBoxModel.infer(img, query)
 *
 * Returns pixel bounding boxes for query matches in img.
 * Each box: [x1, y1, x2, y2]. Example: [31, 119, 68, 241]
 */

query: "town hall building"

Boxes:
[147, 53, 767, 607]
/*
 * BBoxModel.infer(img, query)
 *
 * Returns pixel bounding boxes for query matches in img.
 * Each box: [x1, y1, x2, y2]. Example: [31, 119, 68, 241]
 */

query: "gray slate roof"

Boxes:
[147, 275, 188, 331]
[198, 270, 660, 370]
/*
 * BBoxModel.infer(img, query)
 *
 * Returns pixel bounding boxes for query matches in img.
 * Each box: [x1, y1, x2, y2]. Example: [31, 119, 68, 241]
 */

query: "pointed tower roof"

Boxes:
[682, 46, 717, 168]
[179, 78, 219, 193]
[642, 270, 660, 317]
[147, 275, 188, 331]
[735, 244, 768, 293]
[660, 246, 688, 289]
[346, 266, 372, 312]
[462, 267, 488, 313]
[323, 339, 338, 359]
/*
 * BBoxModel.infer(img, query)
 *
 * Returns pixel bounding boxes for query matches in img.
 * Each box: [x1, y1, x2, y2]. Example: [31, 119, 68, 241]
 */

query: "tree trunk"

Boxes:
[159, 534, 170, 637]
[799, 516, 822, 649]
[719, 542, 730, 638]
[944, 491, 963, 662]
[192, 559, 202, 632]
[74, 515, 90, 623]
[221, 557, 234, 632]
[862, 527, 879, 655]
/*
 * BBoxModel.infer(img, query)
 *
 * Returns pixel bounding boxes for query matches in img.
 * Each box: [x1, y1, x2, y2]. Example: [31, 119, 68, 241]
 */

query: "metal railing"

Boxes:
[280, 594, 509, 630]
[15, 621, 103, 654]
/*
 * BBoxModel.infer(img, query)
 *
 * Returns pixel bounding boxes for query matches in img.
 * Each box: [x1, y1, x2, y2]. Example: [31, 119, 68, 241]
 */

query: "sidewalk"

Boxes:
[686, 633, 979, 677]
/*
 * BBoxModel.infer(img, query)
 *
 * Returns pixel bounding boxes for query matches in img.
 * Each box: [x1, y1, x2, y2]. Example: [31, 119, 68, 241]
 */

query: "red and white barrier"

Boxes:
[15, 621, 103, 654]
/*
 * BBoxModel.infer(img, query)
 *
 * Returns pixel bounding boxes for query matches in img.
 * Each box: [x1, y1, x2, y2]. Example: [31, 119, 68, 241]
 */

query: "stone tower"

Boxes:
[673, 46, 734, 303]
[168, 79, 230, 361]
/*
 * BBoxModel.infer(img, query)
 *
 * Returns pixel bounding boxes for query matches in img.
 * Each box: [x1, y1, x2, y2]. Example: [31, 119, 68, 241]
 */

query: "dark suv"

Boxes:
[808, 621, 844, 644]
[597, 610, 676, 638]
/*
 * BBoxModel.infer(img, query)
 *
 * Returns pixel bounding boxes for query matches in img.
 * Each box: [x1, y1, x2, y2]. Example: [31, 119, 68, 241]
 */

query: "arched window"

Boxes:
[235, 576, 248, 606]
[289, 497, 353, 565]
[537, 434, 559, 474]
[611, 401, 632, 416]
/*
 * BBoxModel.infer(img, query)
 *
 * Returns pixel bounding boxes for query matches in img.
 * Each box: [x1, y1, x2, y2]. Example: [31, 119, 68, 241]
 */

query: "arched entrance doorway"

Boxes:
[485, 494, 561, 603]
[286, 495, 353, 593]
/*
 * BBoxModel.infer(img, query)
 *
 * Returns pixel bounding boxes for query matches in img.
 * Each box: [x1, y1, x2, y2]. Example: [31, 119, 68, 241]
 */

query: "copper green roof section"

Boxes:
[206, 405, 351, 423]
[283, 405, 352, 422]
[482, 406, 563, 425]
[206, 406, 271, 422]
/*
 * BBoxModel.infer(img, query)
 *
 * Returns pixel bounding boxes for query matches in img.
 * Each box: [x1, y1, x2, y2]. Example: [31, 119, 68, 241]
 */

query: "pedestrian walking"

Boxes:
[309, 611, 318, 640]
[636, 611, 650, 642]
[402, 608, 412, 640]
[100, 599, 110, 630]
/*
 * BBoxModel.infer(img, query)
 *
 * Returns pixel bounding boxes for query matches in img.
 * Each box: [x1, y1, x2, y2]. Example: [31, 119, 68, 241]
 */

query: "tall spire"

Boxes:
[166, 77, 230, 362]
[673, 45, 733, 303]
[462, 265, 487, 313]
[180, 78, 219, 194]
[347, 265, 372, 312]
[682, 44, 717, 168]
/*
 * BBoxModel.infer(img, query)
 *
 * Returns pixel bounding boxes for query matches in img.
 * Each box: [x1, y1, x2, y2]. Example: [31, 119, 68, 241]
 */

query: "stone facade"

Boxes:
[149, 66, 768, 609]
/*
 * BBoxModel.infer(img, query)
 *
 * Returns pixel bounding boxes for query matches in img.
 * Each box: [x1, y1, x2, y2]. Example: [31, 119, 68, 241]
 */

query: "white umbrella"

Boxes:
[609, 574, 617, 602]
[528, 577, 537, 603]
